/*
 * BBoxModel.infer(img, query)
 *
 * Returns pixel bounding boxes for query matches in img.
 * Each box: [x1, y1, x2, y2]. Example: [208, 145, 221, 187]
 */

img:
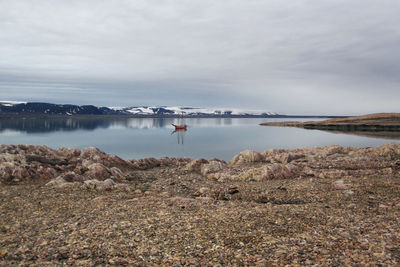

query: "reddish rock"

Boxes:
[60, 171, 87, 182]
[86, 163, 111, 181]
[0, 163, 29, 184]
[262, 163, 298, 180]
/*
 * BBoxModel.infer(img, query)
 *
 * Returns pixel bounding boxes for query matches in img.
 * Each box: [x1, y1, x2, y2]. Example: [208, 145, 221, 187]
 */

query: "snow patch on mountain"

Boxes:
[109, 106, 277, 116]
[0, 101, 27, 106]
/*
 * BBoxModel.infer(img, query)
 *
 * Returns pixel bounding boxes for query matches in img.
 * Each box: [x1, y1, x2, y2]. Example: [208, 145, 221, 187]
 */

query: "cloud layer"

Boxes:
[1, 0, 399, 115]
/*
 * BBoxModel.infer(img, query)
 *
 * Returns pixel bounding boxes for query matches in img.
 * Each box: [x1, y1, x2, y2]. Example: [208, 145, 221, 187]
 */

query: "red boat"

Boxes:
[172, 124, 187, 131]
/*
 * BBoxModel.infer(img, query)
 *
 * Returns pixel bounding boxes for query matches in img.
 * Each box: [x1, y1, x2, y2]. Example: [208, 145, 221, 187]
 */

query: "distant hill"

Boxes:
[0, 101, 281, 117]
[0, 101, 120, 116]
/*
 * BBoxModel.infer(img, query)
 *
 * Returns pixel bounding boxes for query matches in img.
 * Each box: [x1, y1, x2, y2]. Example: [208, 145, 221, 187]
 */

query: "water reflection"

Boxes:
[0, 117, 238, 134]
[171, 129, 186, 145]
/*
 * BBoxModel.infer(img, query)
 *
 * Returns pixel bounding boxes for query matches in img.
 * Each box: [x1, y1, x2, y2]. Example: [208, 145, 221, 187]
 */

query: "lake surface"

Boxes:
[0, 117, 399, 161]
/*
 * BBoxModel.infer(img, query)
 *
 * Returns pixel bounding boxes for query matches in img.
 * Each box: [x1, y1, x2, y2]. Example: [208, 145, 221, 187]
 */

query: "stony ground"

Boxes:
[1, 143, 400, 266]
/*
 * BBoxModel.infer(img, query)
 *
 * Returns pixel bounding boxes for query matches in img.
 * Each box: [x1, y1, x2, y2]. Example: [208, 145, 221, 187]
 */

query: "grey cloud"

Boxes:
[1, 0, 400, 114]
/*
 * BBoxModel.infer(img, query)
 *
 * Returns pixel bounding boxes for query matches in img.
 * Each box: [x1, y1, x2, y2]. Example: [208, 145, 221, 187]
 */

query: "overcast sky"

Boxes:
[1, 0, 399, 115]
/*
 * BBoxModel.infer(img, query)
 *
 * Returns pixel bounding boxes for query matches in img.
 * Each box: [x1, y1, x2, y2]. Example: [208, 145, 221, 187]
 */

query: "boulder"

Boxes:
[86, 163, 111, 181]
[185, 158, 209, 172]
[59, 171, 87, 182]
[26, 154, 67, 166]
[45, 176, 68, 187]
[57, 147, 81, 158]
[0, 162, 29, 184]
[262, 163, 298, 180]
[230, 150, 263, 165]
[83, 178, 119, 191]
[200, 160, 226, 176]
[274, 153, 305, 164]
[110, 167, 124, 179]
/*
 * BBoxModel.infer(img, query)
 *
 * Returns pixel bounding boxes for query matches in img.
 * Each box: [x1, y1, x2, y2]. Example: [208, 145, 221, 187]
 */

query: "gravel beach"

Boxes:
[1, 143, 400, 265]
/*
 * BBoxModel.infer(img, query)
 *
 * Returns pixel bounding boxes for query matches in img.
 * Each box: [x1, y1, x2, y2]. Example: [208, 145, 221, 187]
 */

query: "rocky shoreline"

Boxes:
[1, 143, 400, 265]
[260, 113, 400, 131]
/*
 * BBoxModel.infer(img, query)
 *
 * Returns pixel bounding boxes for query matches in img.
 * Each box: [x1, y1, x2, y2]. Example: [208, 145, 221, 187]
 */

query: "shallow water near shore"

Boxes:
[0, 117, 399, 161]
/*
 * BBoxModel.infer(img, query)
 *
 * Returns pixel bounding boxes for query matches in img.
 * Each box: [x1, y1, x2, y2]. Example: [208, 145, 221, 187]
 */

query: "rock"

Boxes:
[137, 157, 161, 170]
[0, 249, 7, 259]
[134, 189, 142, 194]
[194, 187, 210, 197]
[199, 187, 209, 194]
[81, 159, 94, 168]
[227, 185, 239, 195]
[60, 171, 87, 182]
[185, 158, 209, 172]
[262, 163, 298, 180]
[103, 178, 116, 187]
[207, 172, 230, 182]
[57, 147, 81, 158]
[83, 179, 114, 190]
[26, 154, 68, 166]
[110, 167, 124, 179]
[80, 147, 104, 162]
[45, 176, 71, 188]
[274, 153, 305, 164]
[332, 179, 350, 190]
[230, 150, 263, 165]
[86, 163, 111, 181]
[343, 189, 354, 195]
[200, 160, 225, 176]
[32, 165, 58, 180]
[377, 143, 400, 159]
[379, 204, 389, 209]
[0, 162, 29, 184]
[81, 147, 128, 167]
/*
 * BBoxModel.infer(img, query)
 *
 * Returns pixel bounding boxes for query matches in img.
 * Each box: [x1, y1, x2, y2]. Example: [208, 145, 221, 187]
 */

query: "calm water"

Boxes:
[0, 117, 399, 161]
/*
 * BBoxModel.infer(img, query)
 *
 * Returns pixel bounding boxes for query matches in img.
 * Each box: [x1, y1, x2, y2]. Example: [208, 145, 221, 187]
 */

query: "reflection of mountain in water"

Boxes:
[0, 117, 235, 134]
[0, 117, 116, 134]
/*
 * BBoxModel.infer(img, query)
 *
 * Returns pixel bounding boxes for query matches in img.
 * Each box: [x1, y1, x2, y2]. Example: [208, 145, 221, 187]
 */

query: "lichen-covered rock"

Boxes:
[185, 158, 208, 172]
[45, 176, 72, 188]
[230, 150, 263, 165]
[83, 179, 114, 190]
[273, 153, 305, 164]
[45, 172, 86, 187]
[82, 178, 130, 191]
[57, 147, 81, 158]
[376, 143, 400, 159]
[200, 160, 226, 176]
[263, 163, 298, 180]
[232, 163, 299, 181]
[110, 167, 124, 179]
[0, 162, 29, 184]
[80, 147, 128, 167]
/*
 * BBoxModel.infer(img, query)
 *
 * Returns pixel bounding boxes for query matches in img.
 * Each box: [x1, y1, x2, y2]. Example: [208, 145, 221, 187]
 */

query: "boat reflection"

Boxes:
[171, 129, 187, 145]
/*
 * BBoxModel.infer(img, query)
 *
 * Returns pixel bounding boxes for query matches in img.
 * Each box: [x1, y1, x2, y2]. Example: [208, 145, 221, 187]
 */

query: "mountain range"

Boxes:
[0, 101, 278, 117]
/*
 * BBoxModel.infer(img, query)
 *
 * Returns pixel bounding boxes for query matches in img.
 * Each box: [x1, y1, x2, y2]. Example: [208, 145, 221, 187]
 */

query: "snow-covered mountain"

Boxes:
[109, 106, 277, 116]
[0, 101, 277, 117]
